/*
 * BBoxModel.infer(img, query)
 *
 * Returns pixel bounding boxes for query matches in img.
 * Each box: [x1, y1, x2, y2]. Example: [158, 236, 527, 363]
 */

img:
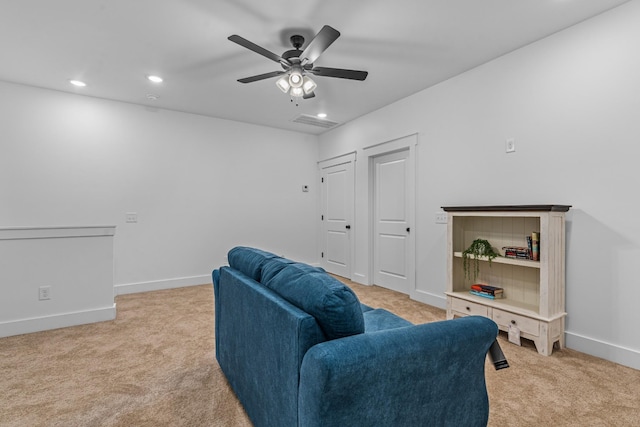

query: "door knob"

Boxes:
[346, 225, 351, 229]
[406, 227, 410, 233]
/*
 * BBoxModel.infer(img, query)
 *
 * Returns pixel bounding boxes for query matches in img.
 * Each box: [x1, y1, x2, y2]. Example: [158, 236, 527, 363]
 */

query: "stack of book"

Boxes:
[470, 284, 503, 299]
[502, 246, 531, 259]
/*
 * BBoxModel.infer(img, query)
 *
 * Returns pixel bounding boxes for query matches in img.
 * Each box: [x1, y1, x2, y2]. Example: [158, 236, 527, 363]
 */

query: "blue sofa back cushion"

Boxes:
[227, 246, 279, 282]
[260, 257, 297, 283]
[264, 264, 364, 340]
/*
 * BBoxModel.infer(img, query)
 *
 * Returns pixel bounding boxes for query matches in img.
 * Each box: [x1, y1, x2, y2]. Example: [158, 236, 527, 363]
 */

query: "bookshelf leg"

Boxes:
[557, 318, 566, 350]
[534, 338, 552, 356]
[535, 323, 553, 356]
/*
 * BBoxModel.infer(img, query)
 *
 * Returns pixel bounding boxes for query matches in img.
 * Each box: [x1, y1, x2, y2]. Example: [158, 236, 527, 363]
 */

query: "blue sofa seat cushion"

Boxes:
[264, 264, 365, 340]
[363, 308, 413, 332]
[227, 246, 279, 282]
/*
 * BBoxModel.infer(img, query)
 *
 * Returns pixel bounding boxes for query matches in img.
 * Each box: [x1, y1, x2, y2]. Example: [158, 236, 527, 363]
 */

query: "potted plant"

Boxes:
[462, 239, 500, 281]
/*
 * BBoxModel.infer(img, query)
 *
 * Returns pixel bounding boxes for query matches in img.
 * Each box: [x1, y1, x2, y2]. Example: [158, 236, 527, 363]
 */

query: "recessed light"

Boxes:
[147, 75, 163, 83]
[69, 80, 86, 87]
[317, 113, 327, 118]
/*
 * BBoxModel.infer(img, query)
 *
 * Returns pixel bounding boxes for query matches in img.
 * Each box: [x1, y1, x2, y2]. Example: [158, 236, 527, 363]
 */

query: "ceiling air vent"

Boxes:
[291, 114, 339, 129]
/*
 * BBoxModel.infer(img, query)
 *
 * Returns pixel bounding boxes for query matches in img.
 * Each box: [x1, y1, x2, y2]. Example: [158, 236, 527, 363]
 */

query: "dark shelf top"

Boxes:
[441, 205, 571, 213]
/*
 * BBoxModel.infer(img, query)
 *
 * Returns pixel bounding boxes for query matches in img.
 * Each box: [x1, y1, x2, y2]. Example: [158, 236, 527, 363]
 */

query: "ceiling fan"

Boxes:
[228, 25, 368, 100]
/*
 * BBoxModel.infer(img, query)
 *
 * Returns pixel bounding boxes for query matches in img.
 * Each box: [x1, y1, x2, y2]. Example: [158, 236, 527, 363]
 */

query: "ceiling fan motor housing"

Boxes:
[281, 35, 305, 68]
[290, 35, 305, 49]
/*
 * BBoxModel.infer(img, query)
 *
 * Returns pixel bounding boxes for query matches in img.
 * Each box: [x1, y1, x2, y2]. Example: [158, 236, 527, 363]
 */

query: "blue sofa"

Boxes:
[212, 247, 498, 427]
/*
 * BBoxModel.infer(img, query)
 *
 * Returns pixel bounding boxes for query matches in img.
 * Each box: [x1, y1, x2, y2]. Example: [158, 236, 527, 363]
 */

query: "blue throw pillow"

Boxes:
[264, 264, 364, 340]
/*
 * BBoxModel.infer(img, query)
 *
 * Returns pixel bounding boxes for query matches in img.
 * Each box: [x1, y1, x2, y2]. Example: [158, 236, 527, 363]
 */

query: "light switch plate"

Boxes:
[435, 212, 448, 224]
[126, 212, 138, 223]
[506, 138, 516, 153]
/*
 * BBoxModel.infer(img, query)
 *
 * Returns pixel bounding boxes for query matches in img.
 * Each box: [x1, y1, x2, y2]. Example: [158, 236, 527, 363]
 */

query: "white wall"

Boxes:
[0, 81, 319, 296]
[0, 226, 116, 337]
[318, 1, 640, 369]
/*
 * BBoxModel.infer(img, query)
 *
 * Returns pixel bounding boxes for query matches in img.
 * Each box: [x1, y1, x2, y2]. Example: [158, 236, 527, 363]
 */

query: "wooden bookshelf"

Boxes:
[443, 205, 570, 356]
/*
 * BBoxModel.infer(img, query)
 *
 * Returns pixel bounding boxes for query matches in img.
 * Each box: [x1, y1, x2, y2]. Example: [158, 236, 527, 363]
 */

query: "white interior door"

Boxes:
[373, 149, 412, 294]
[320, 161, 354, 278]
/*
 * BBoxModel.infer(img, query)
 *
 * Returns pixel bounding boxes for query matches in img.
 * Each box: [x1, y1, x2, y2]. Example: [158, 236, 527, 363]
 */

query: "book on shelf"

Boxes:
[502, 246, 531, 259]
[470, 284, 503, 299]
[470, 290, 502, 299]
[502, 231, 540, 261]
[531, 231, 539, 261]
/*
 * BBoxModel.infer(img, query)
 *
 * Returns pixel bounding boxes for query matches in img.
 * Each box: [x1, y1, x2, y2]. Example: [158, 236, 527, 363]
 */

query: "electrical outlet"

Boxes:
[435, 212, 448, 224]
[506, 138, 516, 153]
[39, 286, 51, 300]
[125, 212, 138, 223]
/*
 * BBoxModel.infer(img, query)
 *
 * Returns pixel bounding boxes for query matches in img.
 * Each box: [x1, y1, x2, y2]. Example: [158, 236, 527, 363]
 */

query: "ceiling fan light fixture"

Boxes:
[288, 66, 303, 88]
[302, 76, 317, 95]
[289, 73, 302, 86]
[290, 86, 304, 98]
[276, 75, 290, 93]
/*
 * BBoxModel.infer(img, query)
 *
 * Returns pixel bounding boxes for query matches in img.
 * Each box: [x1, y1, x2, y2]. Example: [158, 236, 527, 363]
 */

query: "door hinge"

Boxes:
[321, 214, 324, 221]
[321, 252, 324, 258]
[321, 177, 324, 183]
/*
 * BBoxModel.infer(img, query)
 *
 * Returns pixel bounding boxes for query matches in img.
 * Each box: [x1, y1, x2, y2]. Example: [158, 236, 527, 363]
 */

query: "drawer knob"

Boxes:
[466, 306, 471, 311]
[511, 320, 516, 325]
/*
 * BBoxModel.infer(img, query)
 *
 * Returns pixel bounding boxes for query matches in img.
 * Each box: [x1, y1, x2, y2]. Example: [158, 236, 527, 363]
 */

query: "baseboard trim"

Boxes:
[352, 273, 367, 285]
[114, 274, 211, 296]
[0, 304, 116, 338]
[565, 331, 640, 371]
[411, 289, 447, 310]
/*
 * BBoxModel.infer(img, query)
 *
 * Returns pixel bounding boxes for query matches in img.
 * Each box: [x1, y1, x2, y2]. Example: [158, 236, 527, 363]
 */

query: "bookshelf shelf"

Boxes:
[453, 252, 541, 269]
[444, 205, 570, 356]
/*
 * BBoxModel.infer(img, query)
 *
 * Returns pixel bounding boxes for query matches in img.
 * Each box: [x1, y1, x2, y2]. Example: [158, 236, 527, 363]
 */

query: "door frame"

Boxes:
[364, 134, 417, 295]
[318, 152, 356, 279]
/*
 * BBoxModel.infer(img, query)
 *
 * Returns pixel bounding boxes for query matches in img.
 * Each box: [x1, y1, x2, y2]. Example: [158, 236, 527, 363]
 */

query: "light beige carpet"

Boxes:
[1, 282, 638, 426]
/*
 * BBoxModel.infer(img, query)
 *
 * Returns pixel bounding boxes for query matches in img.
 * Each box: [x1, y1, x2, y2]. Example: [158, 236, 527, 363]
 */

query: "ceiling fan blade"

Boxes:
[237, 70, 285, 83]
[302, 91, 316, 99]
[228, 35, 290, 66]
[309, 67, 368, 81]
[300, 25, 340, 64]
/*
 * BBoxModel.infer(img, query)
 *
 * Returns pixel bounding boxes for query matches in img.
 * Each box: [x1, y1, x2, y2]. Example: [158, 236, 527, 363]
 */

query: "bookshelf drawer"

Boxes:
[492, 309, 540, 337]
[450, 298, 489, 317]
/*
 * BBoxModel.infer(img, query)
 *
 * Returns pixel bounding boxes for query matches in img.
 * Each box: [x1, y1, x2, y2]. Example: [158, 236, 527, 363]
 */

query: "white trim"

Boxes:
[318, 151, 357, 167]
[114, 274, 211, 295]
[565, 331, 640, 371]
[0, 225, 116, 240]
[352, 272, 367, 285]
[412, 289, 447, 310]
[363, 133, 419, 151]
[0, 304, 116, 338]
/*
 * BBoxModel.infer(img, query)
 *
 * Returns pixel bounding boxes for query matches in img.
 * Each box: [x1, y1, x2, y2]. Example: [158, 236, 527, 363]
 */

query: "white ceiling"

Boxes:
[0, 0, 630, 135]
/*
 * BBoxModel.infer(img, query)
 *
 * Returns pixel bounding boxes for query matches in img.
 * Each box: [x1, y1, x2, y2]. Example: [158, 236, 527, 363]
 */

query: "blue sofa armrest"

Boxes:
[298, 316, 498, 427]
